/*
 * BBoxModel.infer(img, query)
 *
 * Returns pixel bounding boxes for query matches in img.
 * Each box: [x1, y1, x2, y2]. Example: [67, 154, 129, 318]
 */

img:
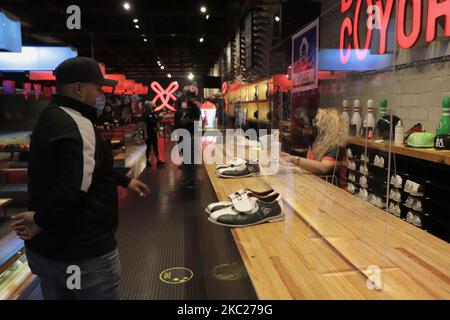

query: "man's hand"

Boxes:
[128, 179, 150, 198]
[11, 211, 42, 241]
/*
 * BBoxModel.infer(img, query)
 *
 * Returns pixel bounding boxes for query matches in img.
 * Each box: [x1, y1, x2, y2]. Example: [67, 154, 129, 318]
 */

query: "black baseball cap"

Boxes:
[55, 57, 118, 87]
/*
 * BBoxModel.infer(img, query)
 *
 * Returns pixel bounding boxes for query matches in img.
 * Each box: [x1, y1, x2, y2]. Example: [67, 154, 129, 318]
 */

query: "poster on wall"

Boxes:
[245, 12, 253, 70]
[292, 19, 319, 93]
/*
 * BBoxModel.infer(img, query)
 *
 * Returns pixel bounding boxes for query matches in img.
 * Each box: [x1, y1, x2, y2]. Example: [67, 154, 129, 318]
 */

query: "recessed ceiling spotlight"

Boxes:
[143, 38, 148, 42]
[188, 72, 194, 80]
[199, 37, 204, 43]
[123, 2, 131, 10]
[206, 14, 210, 20]
[133, 18, 139, 23]
[160, 66, 165, 70]
[134, 25, 140, 29]
[167, 74, 172, 78]
[200, 6, 207, 13]
[274, 16, 280, 22]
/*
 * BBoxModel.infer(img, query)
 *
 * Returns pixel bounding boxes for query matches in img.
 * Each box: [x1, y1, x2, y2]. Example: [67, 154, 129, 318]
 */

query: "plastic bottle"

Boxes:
[395, 121, 404, 145]
[436, 97, 450, 136]
[350, 99, 362, 136]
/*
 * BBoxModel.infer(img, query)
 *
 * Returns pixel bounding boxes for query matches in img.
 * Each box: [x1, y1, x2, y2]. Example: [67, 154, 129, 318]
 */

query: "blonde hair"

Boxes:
[312, 108, 349, 161]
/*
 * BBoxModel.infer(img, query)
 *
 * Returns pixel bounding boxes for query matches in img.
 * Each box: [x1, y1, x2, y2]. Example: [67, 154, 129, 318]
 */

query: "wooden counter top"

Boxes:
[203, 144, 450, 299]
[350, 136, 450, 166]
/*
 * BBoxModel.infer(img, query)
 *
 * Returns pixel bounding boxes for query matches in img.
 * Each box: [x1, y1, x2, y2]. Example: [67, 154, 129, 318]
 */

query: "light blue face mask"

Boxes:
[95, 93, 106, 116]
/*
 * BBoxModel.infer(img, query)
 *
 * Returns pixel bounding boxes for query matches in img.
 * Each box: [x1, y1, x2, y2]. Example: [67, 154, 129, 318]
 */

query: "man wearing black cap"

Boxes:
[11, 57, 150, 300]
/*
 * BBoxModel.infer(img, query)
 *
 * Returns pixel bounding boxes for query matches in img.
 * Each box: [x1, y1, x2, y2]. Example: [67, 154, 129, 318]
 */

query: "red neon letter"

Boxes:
[375, 0, 393, 54]
[341, 0, 353, 12]
[340, 17, 353, 64]
[353, 0, 373, 60]
[426, 0, 450, 42]
[397, 0, 422, 49]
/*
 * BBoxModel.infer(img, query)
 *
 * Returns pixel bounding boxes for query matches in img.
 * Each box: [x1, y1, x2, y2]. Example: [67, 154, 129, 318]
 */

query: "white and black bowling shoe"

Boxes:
[215, 160, 260, 178]
[215, 158, 246, 171]
[208, 194, 285, 228]
[205, 189, 276, 214]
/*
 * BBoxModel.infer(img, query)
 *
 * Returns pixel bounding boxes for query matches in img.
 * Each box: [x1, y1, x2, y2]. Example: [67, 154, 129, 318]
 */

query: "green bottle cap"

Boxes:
[442, 97, 450, 108]
[380, 99, 388, 109]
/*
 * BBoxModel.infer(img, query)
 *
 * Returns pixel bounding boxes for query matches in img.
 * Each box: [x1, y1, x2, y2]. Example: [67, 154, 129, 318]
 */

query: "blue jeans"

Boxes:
[26, 249, 121, 300]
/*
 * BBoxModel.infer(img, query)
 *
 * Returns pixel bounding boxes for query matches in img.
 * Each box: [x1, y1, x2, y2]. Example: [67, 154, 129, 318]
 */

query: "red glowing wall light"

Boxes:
[105, 74, 126, 87]
[124, 80, 136, 90]
[51, 86, 56, 94]
[102, 86, 114, 94]
[151, 81, 179, 112]
[29, 71, 56, 81]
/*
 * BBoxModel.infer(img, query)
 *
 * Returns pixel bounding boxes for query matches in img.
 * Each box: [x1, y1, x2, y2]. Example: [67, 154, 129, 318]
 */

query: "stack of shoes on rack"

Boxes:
[359, 175, 368, 188]
[359, 163, 369, 176]
[404, 180, 424, 197]
[206, 191, 285, 227]
[348, 173, 356, 183]
[390, 175, 403, 188]
[405, 211, 423, 228]
[358, 188, 369, 201]
[389, 188, 402, 202]
[405, 195, 415, 208]
[388, 202, 401, 217]
[347, 182, 356, 194]
[215, 159, 260, 178]
[347, 159, 356, 171]
[346, 148, 353, 159]
[374, 155, 385, 168]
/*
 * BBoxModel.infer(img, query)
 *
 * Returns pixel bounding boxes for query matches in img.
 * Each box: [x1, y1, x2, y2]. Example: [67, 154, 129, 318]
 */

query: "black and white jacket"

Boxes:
[27, 95, 131, 261]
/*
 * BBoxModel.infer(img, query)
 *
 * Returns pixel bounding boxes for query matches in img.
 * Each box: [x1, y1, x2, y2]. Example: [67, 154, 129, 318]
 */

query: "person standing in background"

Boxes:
[139, 101, 165, 167]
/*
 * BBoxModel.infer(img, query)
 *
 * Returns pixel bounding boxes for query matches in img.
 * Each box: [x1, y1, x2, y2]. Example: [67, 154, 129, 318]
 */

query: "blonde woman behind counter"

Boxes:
[281, 108, 349, 188]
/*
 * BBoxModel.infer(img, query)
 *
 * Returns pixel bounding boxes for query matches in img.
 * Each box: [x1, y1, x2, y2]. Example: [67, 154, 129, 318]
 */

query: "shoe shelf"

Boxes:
[350, 136, 450, 166]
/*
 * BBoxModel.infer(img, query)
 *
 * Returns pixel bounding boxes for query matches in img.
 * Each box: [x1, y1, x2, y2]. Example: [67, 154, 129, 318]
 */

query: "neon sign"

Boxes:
[339, 0, 450, 64]
[151, 81, 179, 112]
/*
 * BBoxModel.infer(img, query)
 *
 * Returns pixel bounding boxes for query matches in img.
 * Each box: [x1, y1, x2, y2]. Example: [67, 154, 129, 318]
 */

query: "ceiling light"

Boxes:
[133, 18, 139, 23]
[157, 61, 161, 65]
[199, 37, 204, 43]
[200, 6, 207, 13]
[160, 66, 165, 70]
[170, 34, 177, 37]
[167, 74, 172, 78]
[143, 38, 148, 42]
[123, 2, 131, 10]
[206, 14, 210, 20]
[188, 72, 194, 80]
[274, 16, 280, 22]
[135, 25, 140, 29]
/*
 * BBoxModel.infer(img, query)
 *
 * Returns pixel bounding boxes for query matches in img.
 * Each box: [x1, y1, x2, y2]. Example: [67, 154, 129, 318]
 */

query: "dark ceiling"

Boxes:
[2, 0, 252, 78]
